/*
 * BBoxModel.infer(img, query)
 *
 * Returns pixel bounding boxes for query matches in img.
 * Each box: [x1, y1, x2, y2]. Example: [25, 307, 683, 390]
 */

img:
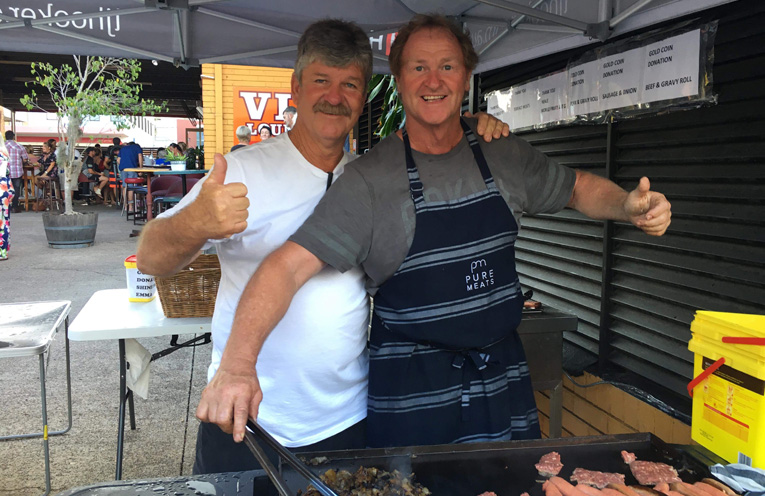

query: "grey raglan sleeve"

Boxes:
[288, 166, 373, 273]
[515, 135, 576, 214]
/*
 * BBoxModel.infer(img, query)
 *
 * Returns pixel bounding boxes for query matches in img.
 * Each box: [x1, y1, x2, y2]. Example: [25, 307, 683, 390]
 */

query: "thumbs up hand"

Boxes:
[624, 177, 672, 236]
[190, 153, 249, 239]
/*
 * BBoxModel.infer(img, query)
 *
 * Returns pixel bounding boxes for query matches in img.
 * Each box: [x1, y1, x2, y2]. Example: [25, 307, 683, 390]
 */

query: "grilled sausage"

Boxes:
[607, 483, 643, 496]
[549, 477, 592, 496]
[576, 484, 604, 496]
[694, 482, 729, 496]
[670, 482, 707, 496]
[545, 479, 565, 496]
[701, 479, 740, 496]
[631, 485, 665, 496]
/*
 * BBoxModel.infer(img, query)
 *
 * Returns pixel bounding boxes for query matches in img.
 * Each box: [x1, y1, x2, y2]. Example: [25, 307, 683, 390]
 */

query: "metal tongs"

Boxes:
[243, 419, 339, 496]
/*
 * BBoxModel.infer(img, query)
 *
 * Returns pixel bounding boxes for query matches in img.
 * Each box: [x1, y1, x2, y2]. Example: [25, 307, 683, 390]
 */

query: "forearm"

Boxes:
[136, 209, 207, 276]
[567, 170, 630, 221]
[220, 242, 325, 372]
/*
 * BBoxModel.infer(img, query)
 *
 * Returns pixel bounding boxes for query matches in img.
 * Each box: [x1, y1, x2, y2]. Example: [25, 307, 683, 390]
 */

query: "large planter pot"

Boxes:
[42, 212, 98, 249]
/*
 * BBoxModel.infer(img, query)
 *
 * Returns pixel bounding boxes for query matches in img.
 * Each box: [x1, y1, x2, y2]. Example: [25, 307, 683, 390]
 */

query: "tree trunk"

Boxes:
[61, 120, 84, 215]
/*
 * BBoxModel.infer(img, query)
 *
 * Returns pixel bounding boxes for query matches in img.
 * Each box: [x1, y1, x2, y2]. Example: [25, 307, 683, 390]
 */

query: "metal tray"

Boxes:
[254, 433, 714, 496]
[55, 433, 718, 496]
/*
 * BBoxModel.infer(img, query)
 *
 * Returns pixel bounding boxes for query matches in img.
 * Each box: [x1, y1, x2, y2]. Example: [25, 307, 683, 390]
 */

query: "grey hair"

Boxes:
[235, 125, 252, 141]
[294, 19, 372, 89]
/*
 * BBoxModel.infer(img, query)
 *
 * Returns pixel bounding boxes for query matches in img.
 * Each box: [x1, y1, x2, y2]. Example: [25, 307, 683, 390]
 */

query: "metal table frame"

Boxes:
[69, 289, 211, 480]
[517, 308, 578, 438]
[0, 300, 73, 496]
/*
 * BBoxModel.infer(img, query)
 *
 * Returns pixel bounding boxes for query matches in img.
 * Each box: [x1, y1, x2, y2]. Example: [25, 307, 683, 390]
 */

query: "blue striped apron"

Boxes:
[367, 119, 540, 448]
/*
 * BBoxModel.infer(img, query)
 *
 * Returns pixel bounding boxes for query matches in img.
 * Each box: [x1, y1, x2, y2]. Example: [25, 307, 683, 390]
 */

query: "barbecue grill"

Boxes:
[55, 433, 724, 495]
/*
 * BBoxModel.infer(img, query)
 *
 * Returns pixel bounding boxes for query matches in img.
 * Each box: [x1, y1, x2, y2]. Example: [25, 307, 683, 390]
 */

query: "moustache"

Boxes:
[313, 100, 351, 117]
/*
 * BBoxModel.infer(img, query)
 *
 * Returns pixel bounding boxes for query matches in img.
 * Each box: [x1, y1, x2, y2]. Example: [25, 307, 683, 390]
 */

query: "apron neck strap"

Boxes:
[402, 118, 497, 209]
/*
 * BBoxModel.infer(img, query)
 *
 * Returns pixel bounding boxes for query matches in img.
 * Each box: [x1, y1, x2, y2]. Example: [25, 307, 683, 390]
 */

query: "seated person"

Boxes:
[82, 147, 108, 199]
[35, 142, 58, 198]
[98, 157, 117, 206]
[155, 147, 168, 166]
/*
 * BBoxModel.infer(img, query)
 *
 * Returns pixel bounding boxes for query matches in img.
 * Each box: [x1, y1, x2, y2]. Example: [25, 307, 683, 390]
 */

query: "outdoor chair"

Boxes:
[154, 177, 199, 214]
[77, 173, 98, 205]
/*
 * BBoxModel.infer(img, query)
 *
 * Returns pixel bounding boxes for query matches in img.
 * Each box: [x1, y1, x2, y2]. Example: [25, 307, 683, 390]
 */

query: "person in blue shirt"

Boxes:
[118, 140, 143, 210]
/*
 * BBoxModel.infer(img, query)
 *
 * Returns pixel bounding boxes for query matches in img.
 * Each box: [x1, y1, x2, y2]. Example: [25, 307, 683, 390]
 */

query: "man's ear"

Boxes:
[290, 73, 301, 105]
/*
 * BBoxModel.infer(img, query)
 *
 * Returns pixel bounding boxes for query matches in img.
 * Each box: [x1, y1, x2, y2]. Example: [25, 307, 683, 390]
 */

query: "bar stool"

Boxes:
[22, 165, 37, 211]
[0, 301, 73, 496]
[38, 177, 63, 212]
[123, 177, 146, 223]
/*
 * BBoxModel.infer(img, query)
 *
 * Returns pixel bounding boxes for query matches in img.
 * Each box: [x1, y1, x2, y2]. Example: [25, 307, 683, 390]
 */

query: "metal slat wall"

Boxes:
[515, 126, 608, 357]
[606, 3, 765, 397]
[479, 0, 765, 405]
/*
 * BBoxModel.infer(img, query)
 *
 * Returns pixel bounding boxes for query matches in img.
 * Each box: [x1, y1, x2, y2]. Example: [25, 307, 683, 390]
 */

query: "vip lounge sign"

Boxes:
[233, 87, 294, 143]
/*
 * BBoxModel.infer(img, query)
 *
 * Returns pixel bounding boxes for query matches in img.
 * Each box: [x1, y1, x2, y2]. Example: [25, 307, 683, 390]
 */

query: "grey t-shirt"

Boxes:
[290, 119, 576, 294]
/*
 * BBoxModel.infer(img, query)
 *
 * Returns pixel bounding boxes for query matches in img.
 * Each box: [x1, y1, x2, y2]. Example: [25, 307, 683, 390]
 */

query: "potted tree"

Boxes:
[20, 56, 165, 248]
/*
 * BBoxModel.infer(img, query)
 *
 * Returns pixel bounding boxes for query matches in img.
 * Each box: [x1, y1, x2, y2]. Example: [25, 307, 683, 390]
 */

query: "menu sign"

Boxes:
[642, 30, 700, 103]
[599, 48, 644, 111]
[568, 60, 600, 116]
[486, 28, 705, 130]
[537, 71, 568, 125]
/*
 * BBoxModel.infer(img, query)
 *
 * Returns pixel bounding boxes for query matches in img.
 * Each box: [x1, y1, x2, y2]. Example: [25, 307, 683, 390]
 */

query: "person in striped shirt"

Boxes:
[4, 131, 28, 214]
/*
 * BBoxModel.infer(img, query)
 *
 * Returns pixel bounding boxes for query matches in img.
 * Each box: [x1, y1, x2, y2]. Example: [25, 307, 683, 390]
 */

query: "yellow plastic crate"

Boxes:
[688, 311, 765, 467]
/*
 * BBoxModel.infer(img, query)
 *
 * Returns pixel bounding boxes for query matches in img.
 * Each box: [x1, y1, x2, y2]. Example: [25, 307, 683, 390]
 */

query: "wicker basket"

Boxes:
[156, 254, 221, 318]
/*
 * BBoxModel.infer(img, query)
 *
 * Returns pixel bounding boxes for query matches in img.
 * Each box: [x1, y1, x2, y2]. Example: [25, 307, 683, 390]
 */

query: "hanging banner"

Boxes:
[485, 22, 717, 131]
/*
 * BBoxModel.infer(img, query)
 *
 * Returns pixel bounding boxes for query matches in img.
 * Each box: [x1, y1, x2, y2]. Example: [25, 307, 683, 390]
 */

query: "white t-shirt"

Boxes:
[160, 133, 369, 446]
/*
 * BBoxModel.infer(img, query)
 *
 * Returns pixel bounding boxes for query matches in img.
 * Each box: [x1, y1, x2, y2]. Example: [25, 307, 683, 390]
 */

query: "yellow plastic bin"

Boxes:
[124, 255, 156, 302]
[688, 311, 765, 467]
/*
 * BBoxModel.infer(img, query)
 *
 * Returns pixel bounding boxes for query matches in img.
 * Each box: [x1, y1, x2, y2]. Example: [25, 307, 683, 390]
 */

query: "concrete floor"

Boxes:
[0, 202, 209, 495]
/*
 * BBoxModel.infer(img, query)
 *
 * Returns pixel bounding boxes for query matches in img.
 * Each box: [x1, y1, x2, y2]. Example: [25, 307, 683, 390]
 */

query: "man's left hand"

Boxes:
[464, 111, 510, 142]
[624, 177, 672, 236]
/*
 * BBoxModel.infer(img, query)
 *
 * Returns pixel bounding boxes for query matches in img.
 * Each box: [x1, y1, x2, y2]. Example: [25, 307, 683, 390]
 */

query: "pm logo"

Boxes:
[466, 259, 495, 292]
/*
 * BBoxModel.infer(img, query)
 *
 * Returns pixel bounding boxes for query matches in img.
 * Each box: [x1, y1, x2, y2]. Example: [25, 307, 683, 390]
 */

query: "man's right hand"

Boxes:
[196, 361, 263, 442]
[190, 153, 249, 239]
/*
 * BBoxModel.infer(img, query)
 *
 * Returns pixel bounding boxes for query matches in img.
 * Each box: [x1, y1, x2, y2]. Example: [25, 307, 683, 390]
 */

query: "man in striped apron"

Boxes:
[196, 14, 672, 448]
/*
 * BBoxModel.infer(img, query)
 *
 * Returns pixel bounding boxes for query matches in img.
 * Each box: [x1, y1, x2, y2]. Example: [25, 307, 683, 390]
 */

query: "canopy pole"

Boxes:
[610, 0, 655, 28]
[510, 0, 546, 28]
[196, 7, 302, 38]
[599, 0, 614, 22]
[515, 24, 584, 34]
[174, 10, 187, 65]
[474, 0, 589, 31]
[32, 24, 175, 63]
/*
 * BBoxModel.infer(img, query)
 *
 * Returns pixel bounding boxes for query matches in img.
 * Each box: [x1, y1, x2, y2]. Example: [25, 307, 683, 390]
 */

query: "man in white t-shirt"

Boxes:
[137, 19, 508, 473]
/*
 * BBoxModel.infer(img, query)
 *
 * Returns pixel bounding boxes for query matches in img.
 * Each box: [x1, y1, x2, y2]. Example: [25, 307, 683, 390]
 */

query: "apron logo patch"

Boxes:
[466, 259, 495, 291]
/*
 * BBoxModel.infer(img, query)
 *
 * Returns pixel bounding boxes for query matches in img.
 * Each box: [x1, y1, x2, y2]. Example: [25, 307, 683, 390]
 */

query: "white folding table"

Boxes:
[69, 288, 211, 480]
[0, 300, 72, 496]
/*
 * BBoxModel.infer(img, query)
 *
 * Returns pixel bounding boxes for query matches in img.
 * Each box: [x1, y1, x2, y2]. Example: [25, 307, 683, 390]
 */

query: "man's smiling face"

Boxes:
[395, 27, 471, 135]
[291, 61, 366, 148]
